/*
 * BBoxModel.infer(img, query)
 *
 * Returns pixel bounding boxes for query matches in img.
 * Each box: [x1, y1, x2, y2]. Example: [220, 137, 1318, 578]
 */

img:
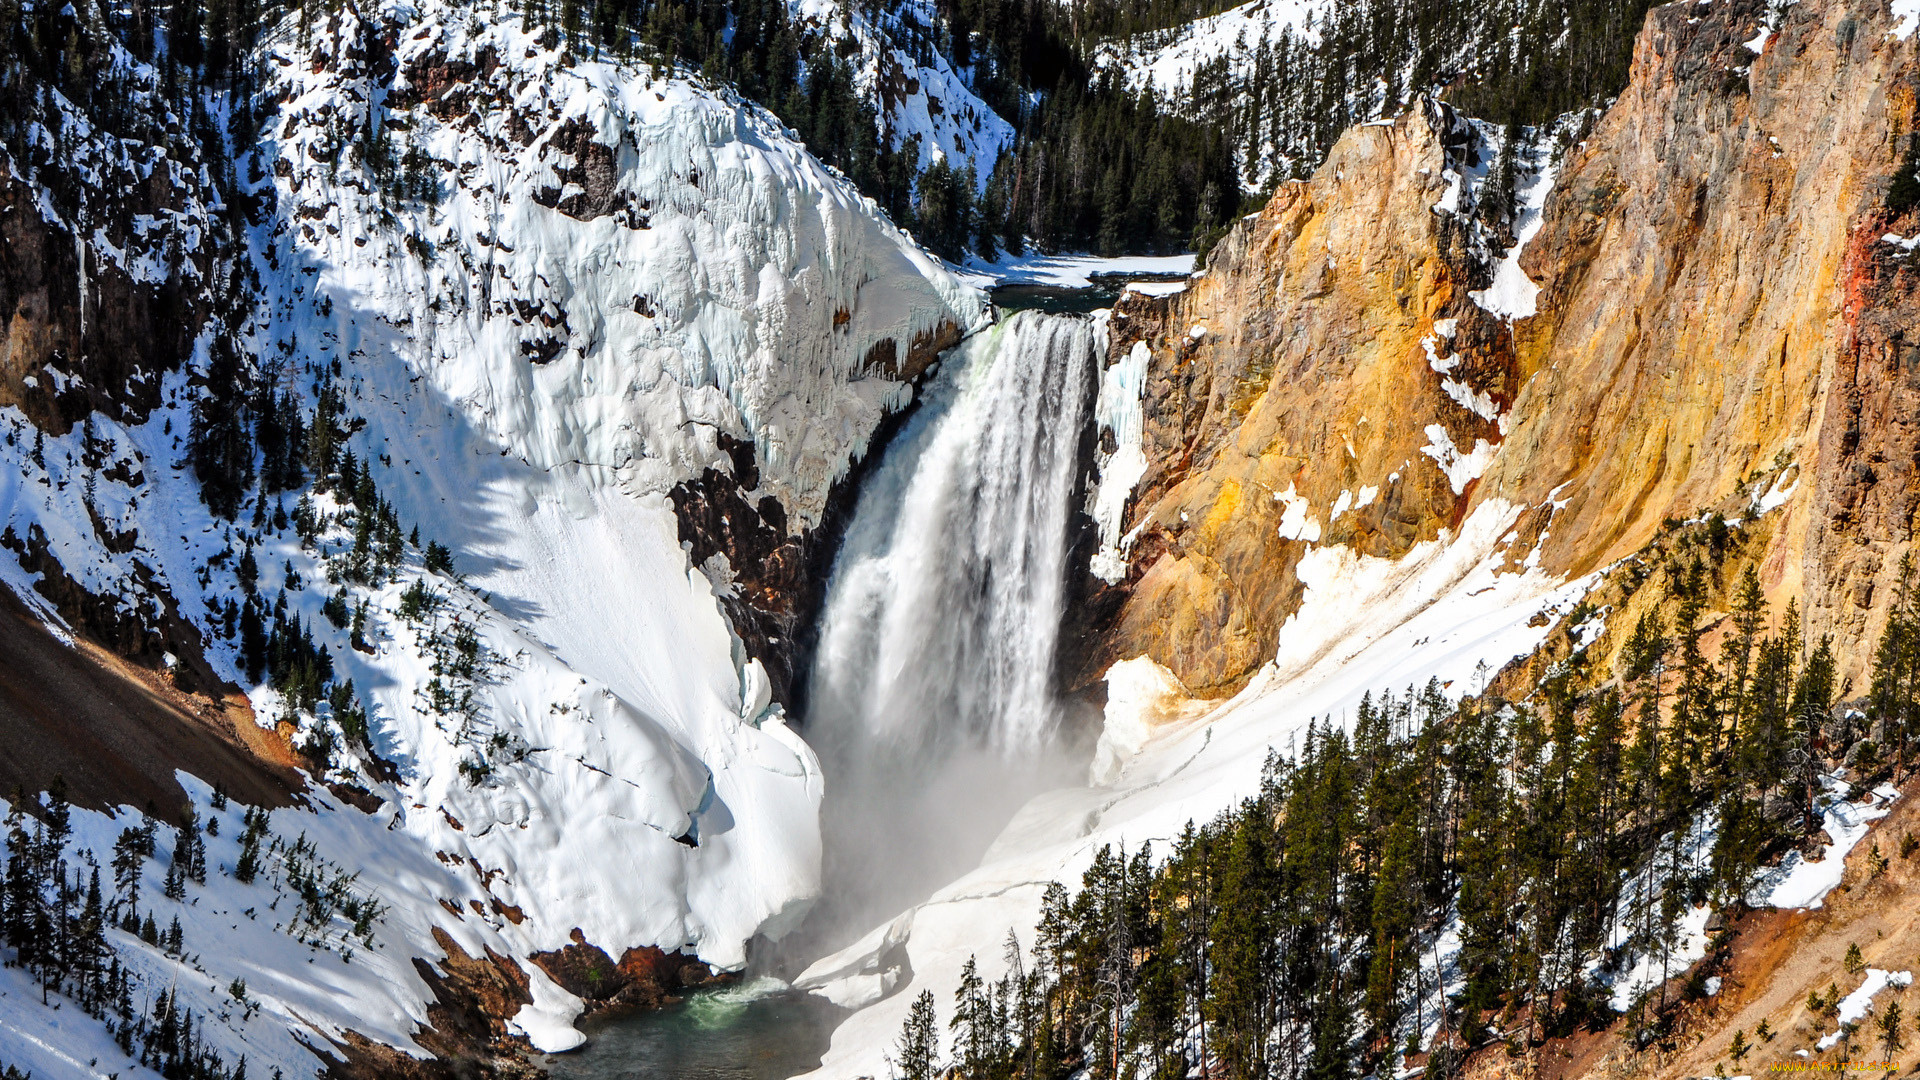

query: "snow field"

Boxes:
[1468, 149, 1557, 322]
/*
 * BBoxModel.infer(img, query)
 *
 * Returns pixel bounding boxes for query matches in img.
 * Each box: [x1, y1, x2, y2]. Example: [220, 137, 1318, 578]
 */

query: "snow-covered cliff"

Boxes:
[789, 0, 1015, 188]
[273, 0, 984, 526]
[0, 0, 985, 1073]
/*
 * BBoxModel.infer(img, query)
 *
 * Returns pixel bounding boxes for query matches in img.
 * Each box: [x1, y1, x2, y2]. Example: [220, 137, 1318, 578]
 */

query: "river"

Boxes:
[541, 979, 845, 1080]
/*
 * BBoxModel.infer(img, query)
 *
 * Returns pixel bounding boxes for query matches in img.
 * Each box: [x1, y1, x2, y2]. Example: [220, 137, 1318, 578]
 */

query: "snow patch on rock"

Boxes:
[1469, 149, 1557, 321]
[1817, 970, 1914, 1049]
[1891, 0, 1919, 39]
[1421, 424, 1496, 493]
[1753, 776, 1900, 910]
[1275, 483, 1324, 541]
[1089, 334, 1150, 584]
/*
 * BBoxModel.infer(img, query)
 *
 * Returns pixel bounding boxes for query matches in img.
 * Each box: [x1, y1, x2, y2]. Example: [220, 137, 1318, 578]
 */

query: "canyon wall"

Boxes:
[1079, 99, 1517, 697]
[1489, 0, 1920, 687]
[1085, 0, 1920, 698]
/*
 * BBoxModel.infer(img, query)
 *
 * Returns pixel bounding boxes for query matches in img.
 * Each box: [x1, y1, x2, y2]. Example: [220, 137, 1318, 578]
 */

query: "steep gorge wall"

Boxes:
[1078, 102, 1516, 697]
[1486, 0, 1920, 690]
[1084, 0, 1920, 698]
[0, 5, 989, 1073]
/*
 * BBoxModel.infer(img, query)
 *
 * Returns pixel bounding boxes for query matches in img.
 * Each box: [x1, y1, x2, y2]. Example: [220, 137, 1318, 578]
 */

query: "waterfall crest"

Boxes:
[802, 310, 1101, 942]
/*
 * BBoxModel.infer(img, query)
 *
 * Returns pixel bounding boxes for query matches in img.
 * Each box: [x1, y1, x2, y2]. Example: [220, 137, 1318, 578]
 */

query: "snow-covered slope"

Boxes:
[791, 0, 1016, 188]
[1094, 0, 1325, 99]
[275, 1, 985, 527]
[0, 0, 987, 1073]
[795, 497, 1591, 1077]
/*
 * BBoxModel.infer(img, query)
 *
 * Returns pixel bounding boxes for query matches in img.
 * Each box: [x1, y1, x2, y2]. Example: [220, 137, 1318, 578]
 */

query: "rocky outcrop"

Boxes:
[671, 316, 964, 707]
[1079, 102, 1513, 697]
[1084, 0, 1920, 697]
[672, 439, 815, 704]
[0, 55, 225, 435]
[531, 117, 653, 227]
[314, 927, 716, 1079]
[530, 931, 716, 1016]
[1483, 0, 1920, 690]
[317, 928, 540, 1080]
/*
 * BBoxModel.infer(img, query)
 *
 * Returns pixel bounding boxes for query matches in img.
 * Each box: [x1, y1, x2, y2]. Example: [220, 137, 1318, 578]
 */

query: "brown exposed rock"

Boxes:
[315, 924, 715, 1078]
[530, 930, 715, 1017]
[0, 156, 203, 435]
[1805, 194, 1920, 686]
[862, 336, 900, 375]
[315, 927, 542, 1080]
[674, 318, 963, 708]
[315, 1031, 472, 1080]
[671, 435, 812, 703]
[1080, 102, 1506, 698]
[1080, 0, 1920, 697]
[860, 318, 963, 384]
[905, 318, 964, 380]
[530, 117, 652, 228]
[391, 46, 500, 121]
[0, 582, 299, 815]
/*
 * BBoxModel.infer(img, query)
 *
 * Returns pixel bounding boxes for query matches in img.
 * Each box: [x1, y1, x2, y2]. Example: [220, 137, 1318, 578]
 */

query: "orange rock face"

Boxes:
[1489, 0, 1920, 691]
[1085, 0, 1920, 697]
[1084, 102, 1514, 698]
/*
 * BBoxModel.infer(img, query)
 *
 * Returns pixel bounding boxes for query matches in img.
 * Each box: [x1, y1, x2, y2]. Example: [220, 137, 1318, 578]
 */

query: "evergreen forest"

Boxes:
[0, 780, 383, 1080]
[887, 520, 1920, 1080]
[610, 0, 1663, 255]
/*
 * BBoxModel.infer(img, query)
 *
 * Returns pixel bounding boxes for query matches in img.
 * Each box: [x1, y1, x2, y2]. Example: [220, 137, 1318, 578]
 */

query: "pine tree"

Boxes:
[893, 988, 941, 1080]
[1869, 554, 1918, 775]
[188, 341, 254, 519]
[1789, 634, 1836, 835]
[1889, 133, 1920, 216]
[950, 956, 997, 1079]
[2, 803, 40, 965]
[1880, 1000, 1906, 1061]
[237, 543, 259, 594]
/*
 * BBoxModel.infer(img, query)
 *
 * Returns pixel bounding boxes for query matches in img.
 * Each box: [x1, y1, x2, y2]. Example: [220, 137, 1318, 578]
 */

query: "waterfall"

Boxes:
[801, 310, 1101, 943]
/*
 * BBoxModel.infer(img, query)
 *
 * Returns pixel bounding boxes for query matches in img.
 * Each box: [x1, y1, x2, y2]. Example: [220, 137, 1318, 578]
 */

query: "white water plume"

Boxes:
[802, 310, 1102, 945]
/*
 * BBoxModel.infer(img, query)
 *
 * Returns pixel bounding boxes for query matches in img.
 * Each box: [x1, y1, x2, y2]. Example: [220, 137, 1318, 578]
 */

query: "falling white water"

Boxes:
[801, 310, 1101, 944]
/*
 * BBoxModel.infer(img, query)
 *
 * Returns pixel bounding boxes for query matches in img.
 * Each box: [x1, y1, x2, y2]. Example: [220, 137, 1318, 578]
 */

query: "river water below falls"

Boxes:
[541, 980, 843, 1080]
